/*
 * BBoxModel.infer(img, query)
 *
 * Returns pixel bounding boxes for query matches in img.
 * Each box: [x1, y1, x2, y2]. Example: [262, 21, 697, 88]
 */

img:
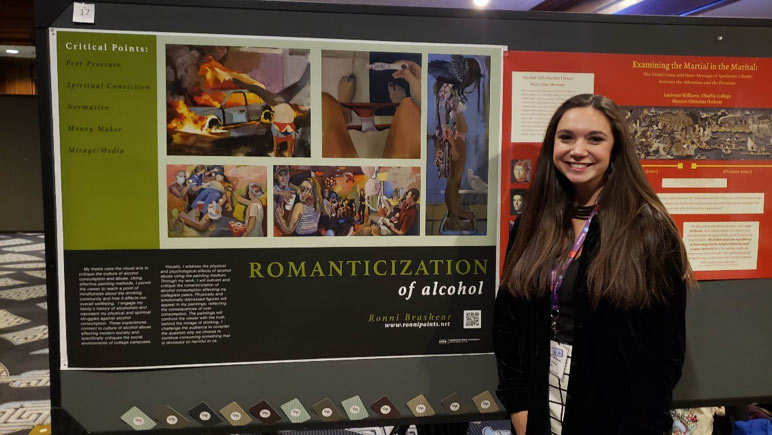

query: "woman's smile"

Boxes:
[552, 106, 614, 204]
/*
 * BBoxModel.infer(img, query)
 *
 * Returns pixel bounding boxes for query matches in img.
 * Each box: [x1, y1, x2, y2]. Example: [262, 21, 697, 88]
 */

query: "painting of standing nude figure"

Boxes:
[425, 54, 491, 236]
[321, 50, 421, 159]
[167, 164, 267, 237]
[273, 166, 421, 237]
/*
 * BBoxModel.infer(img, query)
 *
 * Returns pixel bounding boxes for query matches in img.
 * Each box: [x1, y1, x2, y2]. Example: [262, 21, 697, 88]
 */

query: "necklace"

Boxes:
[572, 204, 596, 220]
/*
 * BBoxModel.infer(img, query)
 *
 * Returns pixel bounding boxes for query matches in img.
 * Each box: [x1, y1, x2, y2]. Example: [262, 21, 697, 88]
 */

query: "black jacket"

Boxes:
[494, 218, 686, 434]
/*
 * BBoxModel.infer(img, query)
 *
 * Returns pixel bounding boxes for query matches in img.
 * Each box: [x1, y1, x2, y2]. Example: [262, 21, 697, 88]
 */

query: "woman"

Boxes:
[167, 169, 192, 225]
[274, 177, 322, 236]
[512, 160, 530, 183]
[168, 170, 191, 204]
[494, 94, 694, 435]
[233, 183, 265, 237]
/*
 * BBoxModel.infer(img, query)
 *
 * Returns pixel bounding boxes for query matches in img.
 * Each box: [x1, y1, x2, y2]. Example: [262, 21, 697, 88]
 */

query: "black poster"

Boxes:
[63, 246, 495, 368]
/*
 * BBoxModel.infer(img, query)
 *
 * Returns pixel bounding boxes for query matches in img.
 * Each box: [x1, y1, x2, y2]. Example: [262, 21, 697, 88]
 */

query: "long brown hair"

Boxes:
[501, 94, 694, 308]
[300, 177, 323, 212]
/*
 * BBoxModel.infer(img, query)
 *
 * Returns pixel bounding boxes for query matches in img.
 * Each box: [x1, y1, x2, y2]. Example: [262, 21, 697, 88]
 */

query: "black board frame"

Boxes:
[35, 1, 772, 433]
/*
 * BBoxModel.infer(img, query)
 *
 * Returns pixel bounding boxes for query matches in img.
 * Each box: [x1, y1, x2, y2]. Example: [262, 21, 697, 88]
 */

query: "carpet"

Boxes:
[0, 233, 50, 435]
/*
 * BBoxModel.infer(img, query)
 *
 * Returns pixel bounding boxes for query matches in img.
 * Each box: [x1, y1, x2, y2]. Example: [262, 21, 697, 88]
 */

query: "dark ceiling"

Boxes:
[0, 0, 760, 49]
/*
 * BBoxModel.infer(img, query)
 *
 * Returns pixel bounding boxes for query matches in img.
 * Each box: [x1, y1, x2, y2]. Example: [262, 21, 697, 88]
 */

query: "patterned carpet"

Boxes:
[0, 233, 50, 435]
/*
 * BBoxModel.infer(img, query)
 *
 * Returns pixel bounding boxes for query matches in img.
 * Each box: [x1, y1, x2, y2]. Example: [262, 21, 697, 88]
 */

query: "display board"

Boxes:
[499, 51, 772, 280]
[51, 29, 502, 371]
[36, 1, 772, 433]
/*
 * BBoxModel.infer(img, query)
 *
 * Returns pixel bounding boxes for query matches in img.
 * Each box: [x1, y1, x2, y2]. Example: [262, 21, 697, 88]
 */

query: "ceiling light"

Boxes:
[473, 0, 490, 7]
[6, 49, 19, 54]
[596, 0, 643, 14]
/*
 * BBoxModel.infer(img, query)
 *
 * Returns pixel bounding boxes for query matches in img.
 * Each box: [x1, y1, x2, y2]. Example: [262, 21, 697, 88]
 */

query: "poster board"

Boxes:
[36, 1, 772, 433]
[51, 29, 503, 371]
[42, 3, 510, 432]
[499, 51, 772, 281]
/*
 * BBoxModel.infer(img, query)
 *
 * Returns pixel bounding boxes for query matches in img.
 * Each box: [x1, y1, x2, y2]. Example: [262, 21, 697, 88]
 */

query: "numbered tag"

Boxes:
[73, 2, 95, 24]
[406, 394, 435, 417]
[249, 401, 281, 424]
[120, 406, 156, 431]
[220, 401, 252, 426]
[550, 340, 569, 378]
[312, 398, 344, 422]
[371, 396, 400, 418]
[280, 398, 310, 423]
[472, 390, 499, 413]
[155, 405, 189, 428]
[341, 395, 369, 420]
[188, 402, 221, 427]
[441, 392, 465, 413]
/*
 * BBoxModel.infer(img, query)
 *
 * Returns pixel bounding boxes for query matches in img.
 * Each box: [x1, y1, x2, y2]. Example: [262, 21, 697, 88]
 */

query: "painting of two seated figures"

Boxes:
[167, 164, 268, 237]
[274, 165, 421, 237]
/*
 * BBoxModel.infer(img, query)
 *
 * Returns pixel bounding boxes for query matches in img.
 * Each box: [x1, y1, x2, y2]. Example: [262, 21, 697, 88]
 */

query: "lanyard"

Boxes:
[549, 207, 598, 337]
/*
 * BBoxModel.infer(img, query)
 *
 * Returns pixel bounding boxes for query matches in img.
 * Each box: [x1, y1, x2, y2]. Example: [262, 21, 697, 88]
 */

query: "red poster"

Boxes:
[501, 51, 772, 280]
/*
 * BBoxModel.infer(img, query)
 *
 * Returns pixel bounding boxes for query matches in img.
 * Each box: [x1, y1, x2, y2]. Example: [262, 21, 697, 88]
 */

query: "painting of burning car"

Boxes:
[166, 45, 311, 157]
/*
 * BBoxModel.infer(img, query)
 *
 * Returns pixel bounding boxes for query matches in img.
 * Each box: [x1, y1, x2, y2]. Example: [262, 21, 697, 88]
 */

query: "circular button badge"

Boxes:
[321, 408, 333, 418]
[132, 416, 145, 426]
[415, 404, 426, 414]
[449, 402, 460, 412]
[166, 415, 178, 425]
[199, 411, 211, 421]
[230, 411, 242, 421]
[480, 400, 491, 409]
[380, 405, 392, 415]
[290, 408, 301, 418]
[350, 405, 361, 414]
[259, 409, 271, 418]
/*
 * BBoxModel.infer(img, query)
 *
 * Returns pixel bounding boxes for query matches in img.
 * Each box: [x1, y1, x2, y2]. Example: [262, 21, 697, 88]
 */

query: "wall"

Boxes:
[1, 95, 43, 232]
